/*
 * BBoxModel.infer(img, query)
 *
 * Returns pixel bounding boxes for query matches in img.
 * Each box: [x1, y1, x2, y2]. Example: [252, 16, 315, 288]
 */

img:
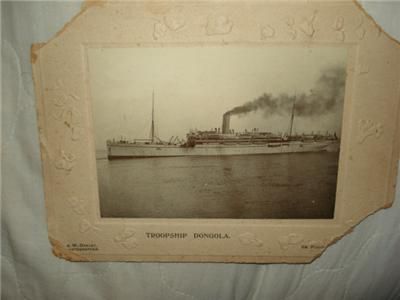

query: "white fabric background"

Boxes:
[2, 1, 400, 299]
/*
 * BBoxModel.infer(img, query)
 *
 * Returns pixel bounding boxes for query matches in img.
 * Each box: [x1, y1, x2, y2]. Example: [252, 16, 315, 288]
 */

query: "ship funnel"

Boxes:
[222, 112, 231, 134]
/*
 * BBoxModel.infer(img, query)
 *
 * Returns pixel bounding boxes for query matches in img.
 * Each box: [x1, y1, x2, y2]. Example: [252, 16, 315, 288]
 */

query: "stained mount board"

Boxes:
[32, 0, 400, 263]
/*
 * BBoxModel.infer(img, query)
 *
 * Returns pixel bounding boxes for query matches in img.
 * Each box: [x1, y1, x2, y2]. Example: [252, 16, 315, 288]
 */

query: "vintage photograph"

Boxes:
[88, 46, 347, 219]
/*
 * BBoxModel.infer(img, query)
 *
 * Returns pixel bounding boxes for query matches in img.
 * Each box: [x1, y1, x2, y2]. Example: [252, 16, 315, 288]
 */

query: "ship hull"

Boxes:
[107, 141, 338, 159]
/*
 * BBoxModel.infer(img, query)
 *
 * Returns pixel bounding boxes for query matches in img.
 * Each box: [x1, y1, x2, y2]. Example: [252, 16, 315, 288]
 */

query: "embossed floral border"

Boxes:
[32, 0, 400, 263]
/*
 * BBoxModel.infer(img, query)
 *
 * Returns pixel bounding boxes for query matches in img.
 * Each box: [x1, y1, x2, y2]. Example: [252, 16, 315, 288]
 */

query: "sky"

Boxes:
[87, 46, 348, 151]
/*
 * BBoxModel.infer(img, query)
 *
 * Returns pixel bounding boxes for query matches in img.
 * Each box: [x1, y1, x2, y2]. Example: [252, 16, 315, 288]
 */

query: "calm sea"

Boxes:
[96, 151, 339, 219]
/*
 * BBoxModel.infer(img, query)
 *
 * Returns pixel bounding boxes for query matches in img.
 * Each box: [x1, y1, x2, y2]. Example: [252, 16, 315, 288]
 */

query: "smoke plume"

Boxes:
[225, 65, 346, 118]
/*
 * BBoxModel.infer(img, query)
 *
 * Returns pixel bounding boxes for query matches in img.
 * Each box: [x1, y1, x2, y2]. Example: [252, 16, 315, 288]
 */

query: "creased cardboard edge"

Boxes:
[385, 77, 400, 207]
[30, 43, 45, 64]
[52, 0, 105, 43]
[31, 45, 62, 262]
[57, 255, 316, 264]
[310, 117, 400, 264]
[49, 237, 91, 261]
[30, 0, 400, 263]
[324, 1, 400, 264]
[353, 0, 400, 47]
[31, 0, 400, 58]
[308, 208, 392, 264]
[32, 0, 106, 61]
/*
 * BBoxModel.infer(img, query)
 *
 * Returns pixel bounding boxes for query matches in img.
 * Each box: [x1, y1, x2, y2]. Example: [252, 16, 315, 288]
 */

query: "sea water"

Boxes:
[96, 152, 339, 219]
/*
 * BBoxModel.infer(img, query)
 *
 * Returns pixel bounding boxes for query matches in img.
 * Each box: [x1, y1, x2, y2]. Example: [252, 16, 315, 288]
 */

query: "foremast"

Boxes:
[151, 90, 155, 143]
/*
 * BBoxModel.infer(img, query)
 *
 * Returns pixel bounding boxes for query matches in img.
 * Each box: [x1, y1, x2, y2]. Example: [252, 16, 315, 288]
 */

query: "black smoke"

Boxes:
[225, 65, 346, 118]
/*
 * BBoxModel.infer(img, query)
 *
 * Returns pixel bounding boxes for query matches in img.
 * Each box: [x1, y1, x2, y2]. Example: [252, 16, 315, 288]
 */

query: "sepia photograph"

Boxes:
[30, 0, 400, 264]
[88, 46, 348, 219]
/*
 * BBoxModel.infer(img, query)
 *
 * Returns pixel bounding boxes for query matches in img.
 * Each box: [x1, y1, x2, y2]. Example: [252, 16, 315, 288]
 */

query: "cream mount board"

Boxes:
[32, 0, 400, 263]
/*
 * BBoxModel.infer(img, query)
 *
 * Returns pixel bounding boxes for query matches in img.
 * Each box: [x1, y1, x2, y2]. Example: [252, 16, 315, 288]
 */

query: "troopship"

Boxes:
[106, 92, 339, 159]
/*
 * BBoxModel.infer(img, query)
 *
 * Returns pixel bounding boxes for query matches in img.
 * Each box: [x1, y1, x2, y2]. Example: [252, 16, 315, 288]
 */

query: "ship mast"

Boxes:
[151, 90, 155, 143]
[289, 94, 296, 138]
